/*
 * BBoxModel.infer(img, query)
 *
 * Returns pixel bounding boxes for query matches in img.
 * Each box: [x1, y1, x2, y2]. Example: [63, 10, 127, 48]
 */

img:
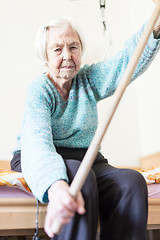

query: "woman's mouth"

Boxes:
[61, 65, 74, 69]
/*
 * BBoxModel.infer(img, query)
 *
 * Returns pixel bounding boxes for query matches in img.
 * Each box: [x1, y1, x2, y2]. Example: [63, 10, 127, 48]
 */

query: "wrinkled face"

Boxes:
[46, 25, 82, 82]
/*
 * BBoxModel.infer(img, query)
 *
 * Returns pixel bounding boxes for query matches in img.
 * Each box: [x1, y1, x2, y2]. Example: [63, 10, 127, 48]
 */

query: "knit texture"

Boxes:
[14, 26, 160, 203]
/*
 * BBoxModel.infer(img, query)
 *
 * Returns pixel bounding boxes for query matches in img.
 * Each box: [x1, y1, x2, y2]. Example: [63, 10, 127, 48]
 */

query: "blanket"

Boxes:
[0, 168, 31, 193]
[0, 167, 160, 194]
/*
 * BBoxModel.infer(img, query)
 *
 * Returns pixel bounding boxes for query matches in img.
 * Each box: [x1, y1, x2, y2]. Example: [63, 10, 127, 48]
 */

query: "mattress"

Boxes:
[0, 185, 34, 198]
[148, 184, 160, 198]
[0, 184, 159, 199]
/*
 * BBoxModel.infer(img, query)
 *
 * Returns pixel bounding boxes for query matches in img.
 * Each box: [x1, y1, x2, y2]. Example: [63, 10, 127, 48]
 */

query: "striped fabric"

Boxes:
[0, 168, 31, 193]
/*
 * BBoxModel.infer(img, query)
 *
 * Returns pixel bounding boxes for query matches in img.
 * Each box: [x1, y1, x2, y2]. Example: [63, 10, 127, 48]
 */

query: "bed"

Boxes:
[0, 159, 160, 237]
[140, 152, 160, 230]
[0, 160, 47, 237]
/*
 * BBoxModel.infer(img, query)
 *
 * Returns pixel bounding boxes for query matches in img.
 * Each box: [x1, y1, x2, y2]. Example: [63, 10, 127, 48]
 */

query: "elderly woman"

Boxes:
[11, 17, 160, 240]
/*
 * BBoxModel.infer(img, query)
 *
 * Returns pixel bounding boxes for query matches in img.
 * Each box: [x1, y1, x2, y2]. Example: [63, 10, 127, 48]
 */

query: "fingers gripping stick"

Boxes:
[51, 0, 160, 235]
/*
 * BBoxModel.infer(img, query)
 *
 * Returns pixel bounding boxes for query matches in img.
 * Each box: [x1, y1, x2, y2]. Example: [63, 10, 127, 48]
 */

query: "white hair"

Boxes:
[35, 17, 84, 67]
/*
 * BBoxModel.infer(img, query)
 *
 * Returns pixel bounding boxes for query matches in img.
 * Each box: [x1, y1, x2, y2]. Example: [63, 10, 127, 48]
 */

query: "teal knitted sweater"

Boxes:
[15, 26, 160, 203]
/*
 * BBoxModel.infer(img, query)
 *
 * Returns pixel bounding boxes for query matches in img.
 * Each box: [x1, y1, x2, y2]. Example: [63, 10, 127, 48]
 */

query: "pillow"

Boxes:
[138, 167, 160, 184]
[0, 168, 31, 193]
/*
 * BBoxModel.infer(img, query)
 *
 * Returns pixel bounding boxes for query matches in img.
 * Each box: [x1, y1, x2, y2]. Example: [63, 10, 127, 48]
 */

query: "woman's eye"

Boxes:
[55, 48, 61, 52]
[71, 46, 77, 51]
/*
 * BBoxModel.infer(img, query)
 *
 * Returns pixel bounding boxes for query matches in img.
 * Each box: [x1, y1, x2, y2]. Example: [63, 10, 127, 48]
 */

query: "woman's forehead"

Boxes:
[47, 25, 80, 44]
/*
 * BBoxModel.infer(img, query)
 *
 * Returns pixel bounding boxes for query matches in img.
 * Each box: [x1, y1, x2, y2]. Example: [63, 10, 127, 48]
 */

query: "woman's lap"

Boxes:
[11, 150, 148, 239]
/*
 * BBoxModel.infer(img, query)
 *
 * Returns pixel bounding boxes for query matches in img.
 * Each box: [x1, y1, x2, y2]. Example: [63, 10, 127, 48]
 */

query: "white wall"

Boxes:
[97, 0, 141, 167]
[0, 0, 160, 167]
[0, 0, 103, 159]
[99, 0, 160, 166]
[129, 0, 160, 158]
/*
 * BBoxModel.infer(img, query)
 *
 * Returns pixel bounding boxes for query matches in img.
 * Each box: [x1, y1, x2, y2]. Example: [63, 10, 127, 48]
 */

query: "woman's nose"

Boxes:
[63, 48, 71, 60]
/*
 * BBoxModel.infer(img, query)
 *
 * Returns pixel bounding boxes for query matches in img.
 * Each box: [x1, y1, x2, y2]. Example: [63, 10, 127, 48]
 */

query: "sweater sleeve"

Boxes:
[87, 24, 160, 101]
[21, 79, 68, 203]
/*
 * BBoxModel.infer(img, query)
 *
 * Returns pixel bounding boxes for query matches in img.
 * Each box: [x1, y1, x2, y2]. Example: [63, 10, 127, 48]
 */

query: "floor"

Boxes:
[96, 230, 160, 240]
[0, 230, 160, 240]
[147, 229, 160, 240]
[0, 236, 49, 240]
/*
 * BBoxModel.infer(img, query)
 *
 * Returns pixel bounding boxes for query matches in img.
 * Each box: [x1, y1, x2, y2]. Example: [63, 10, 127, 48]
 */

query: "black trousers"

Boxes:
[11, 148, 148, 240]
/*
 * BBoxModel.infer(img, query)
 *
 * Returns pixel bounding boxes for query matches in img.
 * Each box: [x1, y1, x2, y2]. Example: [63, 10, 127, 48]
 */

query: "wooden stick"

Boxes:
[52, 0, 160, 235]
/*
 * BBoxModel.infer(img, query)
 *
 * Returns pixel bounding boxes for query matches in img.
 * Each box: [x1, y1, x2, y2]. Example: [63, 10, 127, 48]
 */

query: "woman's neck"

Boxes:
[46, 72, 72, 101]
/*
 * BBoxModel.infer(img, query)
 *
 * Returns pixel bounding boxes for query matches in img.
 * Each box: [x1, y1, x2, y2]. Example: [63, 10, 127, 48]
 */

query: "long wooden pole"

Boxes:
[52, 0, 160, 234]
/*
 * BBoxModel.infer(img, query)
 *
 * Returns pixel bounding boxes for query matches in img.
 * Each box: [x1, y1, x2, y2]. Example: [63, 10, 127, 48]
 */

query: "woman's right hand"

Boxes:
[44, 180, 85, 238]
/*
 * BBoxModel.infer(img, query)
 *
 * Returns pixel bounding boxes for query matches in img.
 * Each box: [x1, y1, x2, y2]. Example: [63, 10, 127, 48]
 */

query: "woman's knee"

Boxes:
[81, 169, 98, 217]
[10, 152, 22, 172]
[82, 168, 97, 196]
[120, 169, 148, 198]
[65, 159, 98, 196]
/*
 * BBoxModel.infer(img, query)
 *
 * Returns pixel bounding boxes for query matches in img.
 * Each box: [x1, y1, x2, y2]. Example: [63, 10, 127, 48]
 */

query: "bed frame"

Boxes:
[140, 152, 160, 230]
[0, 160, 160, 237]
